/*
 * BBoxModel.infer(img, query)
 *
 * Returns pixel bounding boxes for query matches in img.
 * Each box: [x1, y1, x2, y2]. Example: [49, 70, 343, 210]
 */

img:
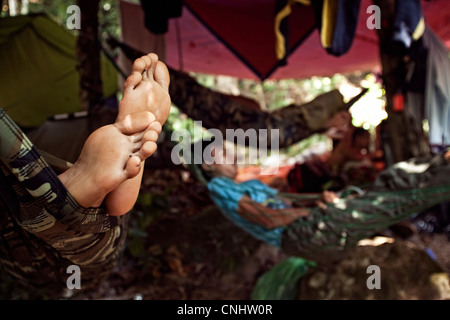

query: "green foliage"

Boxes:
[166, 104, 213, 144]
[284, 133, 330, 158]
[8, 0, 121, 38]
[0, 267, 51, 299]
[251, 257, 316, 300]
[178, 71, 385, 161]
[127, 189, 171, 259]
[99, 0, 120, 39]
[195, 73, 216, 89]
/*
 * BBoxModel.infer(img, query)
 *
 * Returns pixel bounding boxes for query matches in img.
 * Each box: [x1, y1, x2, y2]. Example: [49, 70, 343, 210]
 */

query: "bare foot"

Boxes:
[117, 53, 171, 125]
[58, 111, 161, 215]
[105, 118, 162, 216]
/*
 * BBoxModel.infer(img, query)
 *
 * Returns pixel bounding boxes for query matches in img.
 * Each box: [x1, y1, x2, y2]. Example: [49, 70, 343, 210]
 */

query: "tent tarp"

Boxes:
[120, 0, 450, 81]
[0, 14, 118, 128]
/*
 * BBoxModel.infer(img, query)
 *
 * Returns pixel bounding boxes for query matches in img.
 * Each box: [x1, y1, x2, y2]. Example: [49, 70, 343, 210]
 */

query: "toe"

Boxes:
[143, 129, 159, 142]
[123, 71, 142, 91]
[131, 57, 147, 74]
[139, 141, 157, 160]
[140, 55, 152, 80]
[124, 155, 141, 178]
[154, 61, 170, 91]
[148, 52, 159, 61]
[146, 53, 158, 80]
[147, 121, 162, 134]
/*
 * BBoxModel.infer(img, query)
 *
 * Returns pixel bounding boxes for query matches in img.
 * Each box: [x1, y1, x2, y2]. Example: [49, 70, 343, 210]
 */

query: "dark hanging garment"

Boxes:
[392, 0, 425, 50]
[140, 0, 184, 34]
[405, 36, 428, 94]
[311, 0, 362, 57]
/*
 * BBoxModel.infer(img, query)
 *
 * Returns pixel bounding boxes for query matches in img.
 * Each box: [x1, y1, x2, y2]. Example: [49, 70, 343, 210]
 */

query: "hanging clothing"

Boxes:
[274, 0, 312, 63]
[274, 0, 362, 60]
[422, 27, 450, 148]
[311, 0, 362, 56]
[140, 0, 183, 34]
[392, 0, 425, 49]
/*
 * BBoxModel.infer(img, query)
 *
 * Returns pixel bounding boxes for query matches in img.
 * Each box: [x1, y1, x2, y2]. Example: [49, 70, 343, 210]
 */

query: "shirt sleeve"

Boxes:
[241, 179, 279, 201]
[208, 178, 279, 204]
[207, 177, 246, 213]
[207, 177, 285, 248]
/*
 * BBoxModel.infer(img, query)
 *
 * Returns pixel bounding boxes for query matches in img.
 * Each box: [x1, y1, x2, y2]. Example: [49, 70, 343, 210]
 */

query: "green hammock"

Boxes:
[250, 155, 449, 300]
[282, 182, 450, 262]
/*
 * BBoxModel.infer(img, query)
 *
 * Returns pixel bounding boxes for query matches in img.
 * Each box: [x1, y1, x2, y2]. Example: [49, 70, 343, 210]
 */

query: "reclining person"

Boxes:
[192, 138, 450, 262]
[0, 52, 172, 293]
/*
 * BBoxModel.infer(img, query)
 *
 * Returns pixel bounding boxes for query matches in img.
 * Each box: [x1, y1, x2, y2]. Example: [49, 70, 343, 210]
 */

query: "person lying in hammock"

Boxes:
[193, 139, 450, 263]
[0, 52, 172, 293]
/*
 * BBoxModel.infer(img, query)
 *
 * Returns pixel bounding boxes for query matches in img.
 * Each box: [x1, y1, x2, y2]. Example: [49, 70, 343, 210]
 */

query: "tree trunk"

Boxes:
[373, 0, 430, 165]
[76, 0, 103, 113]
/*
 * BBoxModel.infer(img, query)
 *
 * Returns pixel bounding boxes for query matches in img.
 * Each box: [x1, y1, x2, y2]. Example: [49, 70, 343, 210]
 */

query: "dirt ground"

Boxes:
[1, 166, 449, 300]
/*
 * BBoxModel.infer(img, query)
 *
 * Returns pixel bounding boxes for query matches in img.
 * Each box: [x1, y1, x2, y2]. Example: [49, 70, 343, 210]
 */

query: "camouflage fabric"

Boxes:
[168, 67, 348, 148]
[0, 108, 128, 294]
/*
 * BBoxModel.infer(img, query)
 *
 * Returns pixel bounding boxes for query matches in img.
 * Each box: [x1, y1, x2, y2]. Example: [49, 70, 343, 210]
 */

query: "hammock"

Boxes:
[184, 141, 450, 263]
[0, 107, 128, 293]
[109, 35, 450, 262]
[281, 181, 450, 262]
[107, 36, 369, 149]
[249, 160, 450, 299]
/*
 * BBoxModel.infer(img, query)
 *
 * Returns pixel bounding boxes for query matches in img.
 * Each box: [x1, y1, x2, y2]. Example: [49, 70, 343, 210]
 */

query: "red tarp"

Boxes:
[120, 0, 450, 81]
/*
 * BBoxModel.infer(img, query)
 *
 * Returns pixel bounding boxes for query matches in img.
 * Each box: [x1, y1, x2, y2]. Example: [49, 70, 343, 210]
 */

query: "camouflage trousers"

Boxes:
[0, 108, 128, 295]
